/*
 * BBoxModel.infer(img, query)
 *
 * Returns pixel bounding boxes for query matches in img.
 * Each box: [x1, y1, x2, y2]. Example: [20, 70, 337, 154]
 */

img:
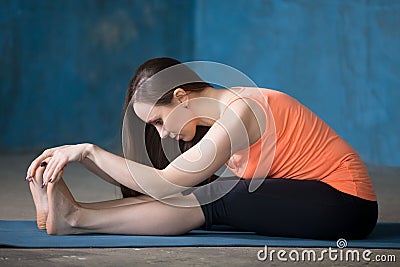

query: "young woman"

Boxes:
[26, 57, 378, 240]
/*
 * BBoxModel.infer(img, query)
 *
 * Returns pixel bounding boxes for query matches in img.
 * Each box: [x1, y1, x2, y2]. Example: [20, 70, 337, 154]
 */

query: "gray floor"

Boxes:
[0, 153, 399, 266]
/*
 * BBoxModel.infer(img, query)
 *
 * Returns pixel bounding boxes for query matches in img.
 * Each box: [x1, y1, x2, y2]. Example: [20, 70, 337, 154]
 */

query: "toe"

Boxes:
[32, 160, 48, 184]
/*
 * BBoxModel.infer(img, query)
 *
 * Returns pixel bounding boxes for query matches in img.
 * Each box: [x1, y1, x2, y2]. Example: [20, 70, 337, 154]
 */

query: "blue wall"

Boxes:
[194, 0, 400, 166]
[1, 0, 399, 166]
[0, 0, 194, 152]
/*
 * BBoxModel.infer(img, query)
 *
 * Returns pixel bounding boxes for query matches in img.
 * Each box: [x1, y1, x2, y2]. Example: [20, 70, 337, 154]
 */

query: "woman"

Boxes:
[26, 57, 378, 239]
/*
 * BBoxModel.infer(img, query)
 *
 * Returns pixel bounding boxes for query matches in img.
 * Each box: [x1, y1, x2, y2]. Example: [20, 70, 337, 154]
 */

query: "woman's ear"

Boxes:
[173, 88, 189, 105]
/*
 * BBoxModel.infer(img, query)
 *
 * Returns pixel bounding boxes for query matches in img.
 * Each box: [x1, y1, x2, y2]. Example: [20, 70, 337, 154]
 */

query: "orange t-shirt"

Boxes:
[224, 87, 377, 201]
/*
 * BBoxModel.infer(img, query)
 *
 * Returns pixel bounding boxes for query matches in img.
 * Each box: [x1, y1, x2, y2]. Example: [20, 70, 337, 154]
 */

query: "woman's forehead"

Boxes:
[133, 102, 161, 123]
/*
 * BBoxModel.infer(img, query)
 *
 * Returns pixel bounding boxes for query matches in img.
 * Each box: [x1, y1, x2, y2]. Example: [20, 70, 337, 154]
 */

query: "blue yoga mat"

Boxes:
[0, 221, 399, 248]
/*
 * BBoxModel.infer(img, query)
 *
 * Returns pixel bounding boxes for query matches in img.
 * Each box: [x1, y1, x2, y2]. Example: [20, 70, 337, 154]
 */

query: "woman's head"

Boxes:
[120, 57, 218, 198]
[126, 57, 212, 142]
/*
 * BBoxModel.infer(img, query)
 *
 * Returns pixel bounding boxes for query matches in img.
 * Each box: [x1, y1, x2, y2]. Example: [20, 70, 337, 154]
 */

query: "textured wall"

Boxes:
[0, 0, 194, 153]
[194, 0, 400, 166]
[1, 0, 399, 166]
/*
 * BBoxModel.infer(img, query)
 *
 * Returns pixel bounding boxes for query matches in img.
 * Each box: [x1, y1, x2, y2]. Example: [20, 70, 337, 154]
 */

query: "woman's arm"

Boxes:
[84, 99, 253, 199]
[84, 144, 162, 196]
[28, 98, 255, 199]
[158, 99, 253, 195]
[80, 155, 121, 186]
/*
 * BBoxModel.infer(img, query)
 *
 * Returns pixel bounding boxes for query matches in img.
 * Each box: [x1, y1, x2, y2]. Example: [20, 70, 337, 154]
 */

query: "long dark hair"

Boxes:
[120, 57, 219, 198]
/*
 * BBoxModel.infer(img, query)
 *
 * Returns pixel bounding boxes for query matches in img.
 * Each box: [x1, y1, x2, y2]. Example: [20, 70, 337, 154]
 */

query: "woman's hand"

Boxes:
[26, 143, 91, 186]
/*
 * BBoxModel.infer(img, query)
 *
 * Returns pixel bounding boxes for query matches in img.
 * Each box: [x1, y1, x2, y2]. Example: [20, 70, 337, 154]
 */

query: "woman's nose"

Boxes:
[159, 127, 169, 139]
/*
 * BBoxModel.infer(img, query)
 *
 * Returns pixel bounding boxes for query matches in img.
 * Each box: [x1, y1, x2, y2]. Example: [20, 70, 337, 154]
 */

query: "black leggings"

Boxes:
[192, 178, 378, 240]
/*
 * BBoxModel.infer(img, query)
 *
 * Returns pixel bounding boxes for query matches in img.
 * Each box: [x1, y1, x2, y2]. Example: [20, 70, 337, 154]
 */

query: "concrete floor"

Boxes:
[0, 153, 399, 266]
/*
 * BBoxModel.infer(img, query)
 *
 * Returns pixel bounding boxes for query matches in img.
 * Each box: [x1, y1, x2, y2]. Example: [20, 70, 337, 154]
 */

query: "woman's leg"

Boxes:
[29, 174, 163, 230]
[78, 190, 158, 209]
[45, 179, 205, 236]
[194, 178, 378, 240]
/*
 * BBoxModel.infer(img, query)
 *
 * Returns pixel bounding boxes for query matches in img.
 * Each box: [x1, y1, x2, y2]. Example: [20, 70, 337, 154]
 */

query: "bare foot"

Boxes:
[28, 165, 48, 230]
[46, 179, 81, 235]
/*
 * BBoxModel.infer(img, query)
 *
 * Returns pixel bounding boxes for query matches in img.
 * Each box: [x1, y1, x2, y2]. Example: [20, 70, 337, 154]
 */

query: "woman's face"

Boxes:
[133, 97, 197, 142]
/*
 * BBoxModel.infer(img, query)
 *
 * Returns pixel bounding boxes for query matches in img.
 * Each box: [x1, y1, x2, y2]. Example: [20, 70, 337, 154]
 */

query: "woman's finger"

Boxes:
[45, 160, 66, 185]
[28, 160, 48, 184]
[26, 155, 44, 179]
[26, 155, 51, 181]
[26, 148, 53, 180]
[52, 167, 65, 184]
[42, 156, 56, 185]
